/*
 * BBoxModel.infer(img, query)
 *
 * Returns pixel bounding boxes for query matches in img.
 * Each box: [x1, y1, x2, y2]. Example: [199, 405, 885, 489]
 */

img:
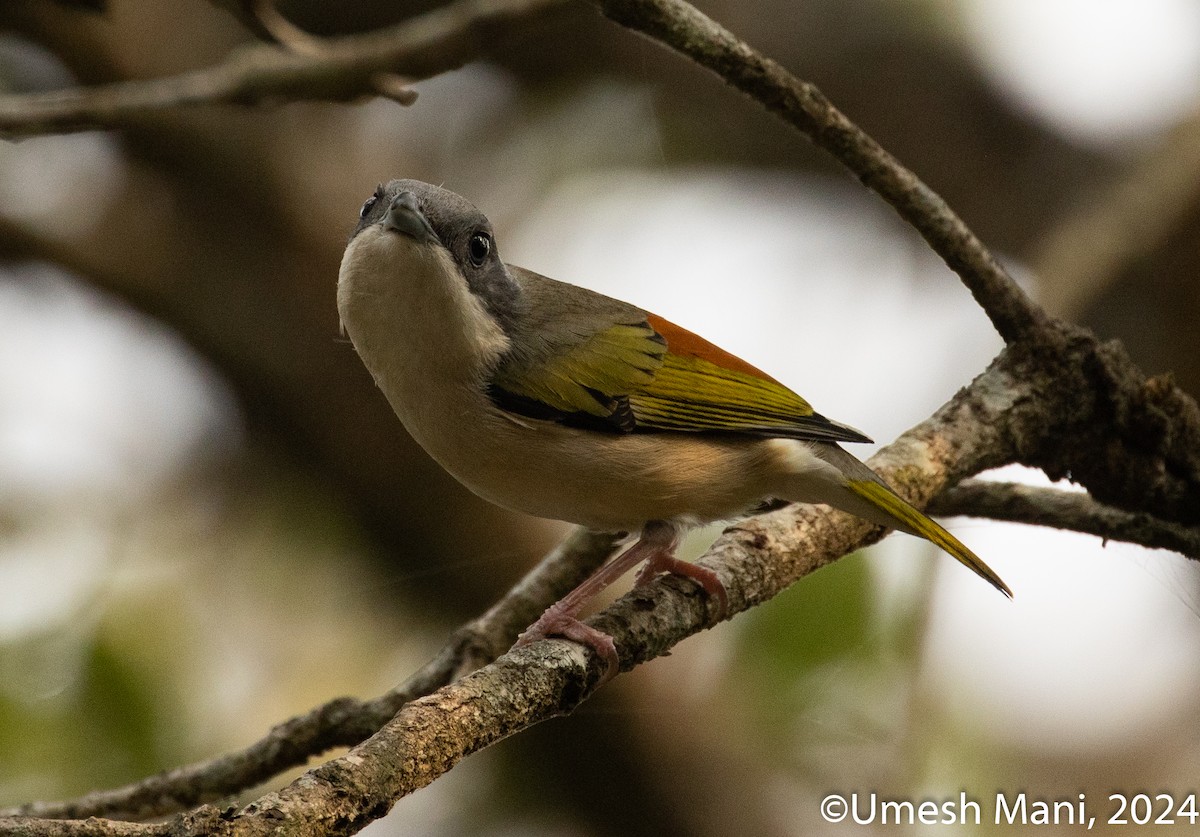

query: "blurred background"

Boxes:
[2, 0, 1200, 834]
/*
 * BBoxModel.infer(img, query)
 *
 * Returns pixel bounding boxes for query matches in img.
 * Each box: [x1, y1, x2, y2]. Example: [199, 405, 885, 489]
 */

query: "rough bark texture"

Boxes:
[1, 0, 1198, 835]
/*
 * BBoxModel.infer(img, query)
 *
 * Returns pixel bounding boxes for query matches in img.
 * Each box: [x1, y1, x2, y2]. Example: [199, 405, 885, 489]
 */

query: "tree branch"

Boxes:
[1000, 327, 1200, 526]
[0, 343, 1059, 837]
[0, 530, 618, 822]
[5, 1, 1200, 835]
[0, 820, 167, 837]
[250, 0, 419, 105]
[146, 341, 1196, 835]
[1, 0, 1044, 346]
[930, 479, 1200, 558]
[0, 0, 567, 138]
[588, 0, 1048, 345]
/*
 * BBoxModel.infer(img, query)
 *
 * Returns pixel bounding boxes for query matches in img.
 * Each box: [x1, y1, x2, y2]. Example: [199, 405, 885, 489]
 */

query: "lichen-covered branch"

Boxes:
[996, 325, 1200, 526]
[3, 333, 1163, 837]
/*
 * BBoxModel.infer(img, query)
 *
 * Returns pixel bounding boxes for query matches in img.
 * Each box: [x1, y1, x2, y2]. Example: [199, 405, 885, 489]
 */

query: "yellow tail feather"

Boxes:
[846, 480, 1012, 598]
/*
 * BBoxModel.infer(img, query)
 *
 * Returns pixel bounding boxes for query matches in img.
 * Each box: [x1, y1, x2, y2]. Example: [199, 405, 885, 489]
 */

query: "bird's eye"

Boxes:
[468, 232, 492, 267]
[359, 195, 378, 219]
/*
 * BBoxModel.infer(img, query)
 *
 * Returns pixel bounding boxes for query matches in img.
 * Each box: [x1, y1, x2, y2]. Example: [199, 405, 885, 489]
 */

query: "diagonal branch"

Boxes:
[930, 479, 1200, 558]
[3, 334, 1198, 834]
[0, 530, 618, 822]
[148, 343, 1195, 836]
[0, 344, 1037, 837]
[588, 0, 1048, 345]
[0, 0, 568, 138]
[4, 2, 1200, 835]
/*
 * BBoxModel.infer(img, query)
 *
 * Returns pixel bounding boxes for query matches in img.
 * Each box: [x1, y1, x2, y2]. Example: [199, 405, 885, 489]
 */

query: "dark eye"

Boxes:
[468, 232, 492, 267]
[359, 195, 378, 219]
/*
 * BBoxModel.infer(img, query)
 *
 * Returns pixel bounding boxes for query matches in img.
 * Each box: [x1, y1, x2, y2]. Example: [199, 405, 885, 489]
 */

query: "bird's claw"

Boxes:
[634, 553, 729, 620]
[514, 602, 619, 683]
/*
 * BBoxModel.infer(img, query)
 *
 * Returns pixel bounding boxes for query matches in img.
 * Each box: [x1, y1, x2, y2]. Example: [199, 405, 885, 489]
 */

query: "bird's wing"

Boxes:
[489, 268, 870, 444]
[628, 313, 871, 442]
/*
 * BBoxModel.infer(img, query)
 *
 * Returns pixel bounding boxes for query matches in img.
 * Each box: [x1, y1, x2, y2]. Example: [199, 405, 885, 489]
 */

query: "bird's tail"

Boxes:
[809, 444, 1013, 598]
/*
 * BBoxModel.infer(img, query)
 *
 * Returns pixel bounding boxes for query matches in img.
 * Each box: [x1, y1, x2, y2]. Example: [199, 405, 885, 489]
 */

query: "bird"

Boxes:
[337, 179, 1011, 675]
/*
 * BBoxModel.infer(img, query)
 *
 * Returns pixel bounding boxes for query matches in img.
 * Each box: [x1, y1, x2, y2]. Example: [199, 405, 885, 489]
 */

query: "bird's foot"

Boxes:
[514, 600, 619, 682]
[634, 552, 729, 620]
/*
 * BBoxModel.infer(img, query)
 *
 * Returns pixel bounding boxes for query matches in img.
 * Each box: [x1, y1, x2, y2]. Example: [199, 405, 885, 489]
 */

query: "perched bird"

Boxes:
[337, 179, 1011, 673]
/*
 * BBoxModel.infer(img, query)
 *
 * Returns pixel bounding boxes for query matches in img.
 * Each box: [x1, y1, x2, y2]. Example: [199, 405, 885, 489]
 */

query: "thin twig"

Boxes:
[930, 479, 1200, 558]
[3, 0, 1043, 345]
[0, 529, 618, 822]
[251, 0, 419, 105]
[589, 0, 1048, 345]
[250, 0, 328, 56]
[0, 0, 568, 138]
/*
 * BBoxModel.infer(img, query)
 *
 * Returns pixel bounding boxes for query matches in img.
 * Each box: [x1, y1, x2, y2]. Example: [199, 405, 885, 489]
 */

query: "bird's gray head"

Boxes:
[351, 180, 523, 329]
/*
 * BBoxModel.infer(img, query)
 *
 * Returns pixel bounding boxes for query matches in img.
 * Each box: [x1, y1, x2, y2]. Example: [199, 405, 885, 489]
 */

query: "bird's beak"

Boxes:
[384, 191, 437, 242]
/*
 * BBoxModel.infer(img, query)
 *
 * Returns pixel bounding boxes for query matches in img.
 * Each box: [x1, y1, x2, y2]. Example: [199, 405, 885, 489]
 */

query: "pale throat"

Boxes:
[337, 226, 511, 398]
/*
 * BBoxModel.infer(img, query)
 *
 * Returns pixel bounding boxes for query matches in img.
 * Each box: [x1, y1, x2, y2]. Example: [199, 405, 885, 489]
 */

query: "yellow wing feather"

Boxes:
[631, 352, 820, 431]
[490, 320, 665, 419]
[490, 270, 868, 441]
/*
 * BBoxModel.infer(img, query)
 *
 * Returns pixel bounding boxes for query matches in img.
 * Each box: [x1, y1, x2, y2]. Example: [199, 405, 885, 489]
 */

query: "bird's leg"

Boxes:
[514, 521, 681, 677]
[634, 544, 728, 619]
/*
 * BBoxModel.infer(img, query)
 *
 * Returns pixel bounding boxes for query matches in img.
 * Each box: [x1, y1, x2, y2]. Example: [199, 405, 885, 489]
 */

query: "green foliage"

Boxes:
[730, 553, 886, 739]
[0, 632, 174, 804]
[738, 553, 875, 672]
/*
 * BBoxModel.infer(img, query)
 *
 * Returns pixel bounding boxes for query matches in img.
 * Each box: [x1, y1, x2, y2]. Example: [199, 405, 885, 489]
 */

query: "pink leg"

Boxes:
[514, 521, 728, 680]
[634, 550, 728, 619]
[514, 522, 678, 678]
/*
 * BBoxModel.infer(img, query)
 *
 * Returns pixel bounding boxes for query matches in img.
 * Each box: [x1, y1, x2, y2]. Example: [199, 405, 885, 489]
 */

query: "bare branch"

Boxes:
[251, 0, 419, 105]
[587, 0, 1048, 345]
[4, 319, 1197, 837]
[0, 0, 567, 138]
[0, 489, 955, 836]
[1, 0, 1042, 345]
[250, 0, 329, 56]
[0, 343, 1037, 837]
[930, 479, 1200, 558]
[0, 530, 618, 822]
[4, 2, 1199, 835]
